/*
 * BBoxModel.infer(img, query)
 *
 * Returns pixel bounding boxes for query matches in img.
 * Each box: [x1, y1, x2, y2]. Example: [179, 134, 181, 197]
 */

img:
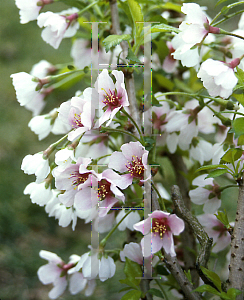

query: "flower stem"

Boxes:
[43, 134, 68, 159]
[219, 29, 244, 41]
[100, 127, 143, 143]
[77, 0, 100, 16]
[212, 9, 244, 27]
[155, 279, 169, 300]
[210, 1, 244, 25]
[100, 210, 133, 247]
[121, 108, 144, 143]
[151, 182, 166, 211]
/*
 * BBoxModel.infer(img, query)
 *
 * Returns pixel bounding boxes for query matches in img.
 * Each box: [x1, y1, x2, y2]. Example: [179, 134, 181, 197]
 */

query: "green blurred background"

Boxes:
[0, 1, 240, 299]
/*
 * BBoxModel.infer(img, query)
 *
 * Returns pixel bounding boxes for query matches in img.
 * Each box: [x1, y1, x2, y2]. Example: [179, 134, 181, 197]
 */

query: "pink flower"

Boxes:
[189, 175, 222, 213]
[108, 141, 150, 185]
[58, 88, 95, 141]
[133, 210, 185, 257]
[120, 242, 144, 265]
[116, 209, 141, 231]
[197, 58, 239, 98]
[95, 69, 129, 126]
[37, 9, 79, 49]
[75, 169, 129, 217]
[197, 214, 232, 252]
[53, 157, 93, 207]
[15, 0, 53, 24]
[162, 41, 178, 73]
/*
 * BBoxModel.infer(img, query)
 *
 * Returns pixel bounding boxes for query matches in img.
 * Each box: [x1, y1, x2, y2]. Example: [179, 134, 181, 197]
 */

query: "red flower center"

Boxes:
[152, 218, 169, 238]
[97, 179, 112, 200]
[126, 155, 144, 178]
[102, 88, 120, 108]
[72, 113, 84, 128]
[70, 171, 90, 189]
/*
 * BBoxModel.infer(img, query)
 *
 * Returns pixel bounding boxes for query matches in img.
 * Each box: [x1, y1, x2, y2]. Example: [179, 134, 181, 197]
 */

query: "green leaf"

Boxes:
[152, 94, 162, 107]
[148, 288, 165, 298]
[236, 67, 244, 85]
[215, 210, 230, 227]
[227, 288, 242, 299]
[160, 2, 182, 13]
[232, 93, 244, 107]
[238, 135, 244, 145]
[119, 286, 133, 292]
[121, 290, 142, 300]
[220, 292, 232, 300]
[119, 278, 140, 290]
[126, 48, 141, 63]
[205, 169, 228, 179]
[221, 5, 229, 15]
[184, 270, 193, 284]
[102, 34, 131, 53]
[144, 136, 155, 151]
[221, 148, 243, 163]
[200, 266, 222, 292]
[58, 0, 85, 9]
[196, 164, 231, 172]
[194, 284, 221, 296]
[231, 118, 244, 139]
[151, 23, 180, 34]
[127, 0, 144, 41]
[124, 257, 142, 286]
[155, 265, 170, 276]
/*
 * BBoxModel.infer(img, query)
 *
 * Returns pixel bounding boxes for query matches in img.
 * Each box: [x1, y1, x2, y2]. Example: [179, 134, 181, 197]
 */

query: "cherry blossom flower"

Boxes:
[24, 181, 53, 206]
[116, 209, 141, 231]
[75, 169, 129, 217]
[15, 0, 53, 24]
[37, 8, 79, 49]
[162, 41, 178, 73]
[197, 214, 232, 252]
[189, 175, 222, 213]
[74, 249, 116, 282]
[30, 59, 56, 78]
[21, 152, 50, 183]
[37, 250, 67, 299]
[58, 88, 95, 141]
[197, 58, 239, 98]
[10, 71, 49, 116]
[108, 141, 150, 185]
[28, 108, 70, 140]
[133, 210, 185, 257]
[120, 242, 144, 265]
[53, 157, 93, 207]
[189, 138, 213, 165]
[95, 69, 129, 126]
[171, 3, 219, 67]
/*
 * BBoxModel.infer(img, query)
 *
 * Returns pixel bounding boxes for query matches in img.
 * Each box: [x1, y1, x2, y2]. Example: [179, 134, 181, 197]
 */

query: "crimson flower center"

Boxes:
[102, 88, 120, 108]
[72, 113, 84, 128]
[152, 219, 168, 238]
[126, 155, 144, 178]
[97, 179, 112, 200]
[69, 171, 90, 189]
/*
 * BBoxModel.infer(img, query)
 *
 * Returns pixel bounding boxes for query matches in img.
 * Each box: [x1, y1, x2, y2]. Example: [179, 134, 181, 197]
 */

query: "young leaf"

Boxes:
[126, 48, 141, 63]
[200, 266, 222, 292]
[121, 290, 142, 300]
[220, 148, 243, 163]
[151, 23, 180, 34]
[148, 288, 165, 298]
[119, 278, 140, 290]
[127, 0, 144, 41]
[205, 169, 228, 179]
[231, 118, 244, 139]
[214, 210, 230, 227]
[196, 164, 231, 172]
[124, 257, 142, 286]
[194, 284, 221, 296]
[226, 287, 242, 299]
[102, 34, 131, 53]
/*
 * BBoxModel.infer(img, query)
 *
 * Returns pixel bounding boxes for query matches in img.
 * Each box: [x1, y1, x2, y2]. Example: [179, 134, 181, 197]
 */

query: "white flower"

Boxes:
[37, 9, 79, 49]
[10, 72, 46, 116]
[189, 139, 213, 165]
[116, 209, 140, 231]
[171, 3, 218, 67]
[21, 152, 50, 183]
[74, 250, 116, 282]
[37, 250, 67, 299]
[30, 59, 54, 78]
[28, 108, 70, 140]
[197, 58, 238, 98]
[24, 181, 52, 206]
[189, 175, 222, 213]
[15, 0, 44, 24]
[120, 242, 143, 265]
